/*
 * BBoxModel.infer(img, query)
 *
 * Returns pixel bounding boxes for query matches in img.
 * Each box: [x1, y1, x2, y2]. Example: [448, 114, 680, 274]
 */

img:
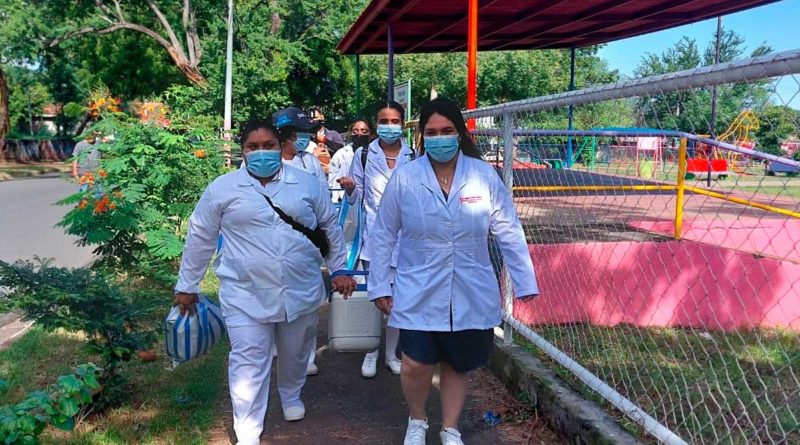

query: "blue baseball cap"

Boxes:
[272, 107, 317, 131]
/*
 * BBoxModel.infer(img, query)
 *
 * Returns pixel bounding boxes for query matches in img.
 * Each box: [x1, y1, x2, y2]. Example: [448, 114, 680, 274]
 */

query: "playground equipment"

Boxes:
[717, 109, 760, 173]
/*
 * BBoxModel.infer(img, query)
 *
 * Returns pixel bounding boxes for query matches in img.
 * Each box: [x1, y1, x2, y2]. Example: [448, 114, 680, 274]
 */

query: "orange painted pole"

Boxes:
[467, 0, 478, 130]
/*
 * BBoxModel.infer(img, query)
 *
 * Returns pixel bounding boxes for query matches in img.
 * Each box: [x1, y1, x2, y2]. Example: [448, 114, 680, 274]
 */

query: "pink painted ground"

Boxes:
[630, 218, 800, 263]
[515, 241, 800, 331]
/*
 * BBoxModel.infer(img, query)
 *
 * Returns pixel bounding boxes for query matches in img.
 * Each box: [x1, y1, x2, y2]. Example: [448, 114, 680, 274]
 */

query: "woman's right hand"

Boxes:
[337, 176, 356, 194]
[374, 296, 393, 315]
[173, 292, 199, 316]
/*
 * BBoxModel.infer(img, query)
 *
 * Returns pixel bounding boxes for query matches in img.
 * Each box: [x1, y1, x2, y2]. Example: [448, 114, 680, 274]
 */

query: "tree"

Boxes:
[754, 105, 800, 156]
[0, 0, 45, 142]
[48, 0, 209, 85]
[634, 28, 772, 135]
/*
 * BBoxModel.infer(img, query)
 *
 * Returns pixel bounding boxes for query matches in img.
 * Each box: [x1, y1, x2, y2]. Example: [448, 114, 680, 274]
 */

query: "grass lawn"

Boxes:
[517, 325, 799, 445]
[0, 274, 229, 445]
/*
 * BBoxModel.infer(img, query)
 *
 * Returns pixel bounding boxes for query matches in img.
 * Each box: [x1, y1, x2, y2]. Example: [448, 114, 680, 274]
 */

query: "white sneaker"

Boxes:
[361, 354, 378, 378]
[404, 417, 429, 445]
[283, 402, 305, 422]
[439, 428, 464, 445]
[306, 361, 319, 376]
[385, 358, 402, 375]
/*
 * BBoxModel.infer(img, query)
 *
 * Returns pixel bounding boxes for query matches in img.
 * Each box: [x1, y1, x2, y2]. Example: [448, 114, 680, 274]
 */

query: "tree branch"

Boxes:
[183, 0, 197, 65]
[146, 0, 184, 57]
[50, 23, 172, 51]
[112, 0, 125, 22]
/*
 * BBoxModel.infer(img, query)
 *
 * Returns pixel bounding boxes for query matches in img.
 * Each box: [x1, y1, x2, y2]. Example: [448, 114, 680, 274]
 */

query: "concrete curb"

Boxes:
[0, 167, 66, 182]
[0, 312, 19, 329]
[488, 339, 644, 445]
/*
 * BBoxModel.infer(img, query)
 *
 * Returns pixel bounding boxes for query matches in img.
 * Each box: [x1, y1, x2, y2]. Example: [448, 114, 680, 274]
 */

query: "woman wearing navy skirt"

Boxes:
[367, 98, 539, 445]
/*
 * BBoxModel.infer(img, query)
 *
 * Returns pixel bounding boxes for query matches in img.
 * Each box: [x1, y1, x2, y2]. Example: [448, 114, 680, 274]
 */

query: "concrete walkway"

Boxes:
[212, 309, 564, 445]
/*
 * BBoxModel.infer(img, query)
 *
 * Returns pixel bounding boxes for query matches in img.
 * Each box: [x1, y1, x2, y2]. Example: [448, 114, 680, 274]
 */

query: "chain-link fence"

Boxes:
[466, 49, 800, 445]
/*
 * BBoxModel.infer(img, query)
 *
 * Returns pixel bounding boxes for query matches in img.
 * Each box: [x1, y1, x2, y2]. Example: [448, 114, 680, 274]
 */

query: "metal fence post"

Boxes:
[502, 111, 515, 345]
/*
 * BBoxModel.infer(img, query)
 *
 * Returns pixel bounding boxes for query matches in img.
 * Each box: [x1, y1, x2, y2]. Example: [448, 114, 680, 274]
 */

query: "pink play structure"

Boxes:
[514, 241, 800, 331]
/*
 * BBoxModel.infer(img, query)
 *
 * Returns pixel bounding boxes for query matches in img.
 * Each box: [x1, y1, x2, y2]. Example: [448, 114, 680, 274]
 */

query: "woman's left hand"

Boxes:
[332, 275, 357, 298]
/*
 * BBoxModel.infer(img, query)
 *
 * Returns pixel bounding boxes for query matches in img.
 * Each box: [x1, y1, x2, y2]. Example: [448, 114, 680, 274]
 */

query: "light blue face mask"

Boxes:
[377, 124, 403, 144]
[424, 135, 460, 163]
[245, 150, 282, 178]
[293, 132, 312, 152]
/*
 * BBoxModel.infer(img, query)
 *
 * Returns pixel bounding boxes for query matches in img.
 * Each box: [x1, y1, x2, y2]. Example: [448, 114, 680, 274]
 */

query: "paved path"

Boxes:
[211, 310, 565, 444]
[0, 174, 93, 268]
[0, 174, 93, 348]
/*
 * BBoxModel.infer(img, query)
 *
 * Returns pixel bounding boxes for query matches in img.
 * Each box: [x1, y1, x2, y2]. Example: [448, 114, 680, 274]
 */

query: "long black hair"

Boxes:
[239, 119, 279, 146]
[418, 97, 482, 159]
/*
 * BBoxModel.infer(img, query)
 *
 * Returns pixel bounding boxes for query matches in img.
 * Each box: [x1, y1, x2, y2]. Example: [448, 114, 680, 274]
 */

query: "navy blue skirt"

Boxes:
[399, 328, 495, 373]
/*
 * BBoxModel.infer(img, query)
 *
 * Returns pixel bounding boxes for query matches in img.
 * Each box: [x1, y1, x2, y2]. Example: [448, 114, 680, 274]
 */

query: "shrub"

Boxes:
[57, 111, 226, 286]
[0, 259, 158, 406]
[0, 364, 100, 445]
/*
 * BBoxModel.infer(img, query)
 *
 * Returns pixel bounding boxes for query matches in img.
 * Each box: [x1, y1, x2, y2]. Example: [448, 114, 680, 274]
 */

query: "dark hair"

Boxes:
[418, 97, 482, 159]
[240, 119, 279, 146]
[375, 101, 405, 122]
[349, 119, 373, 135]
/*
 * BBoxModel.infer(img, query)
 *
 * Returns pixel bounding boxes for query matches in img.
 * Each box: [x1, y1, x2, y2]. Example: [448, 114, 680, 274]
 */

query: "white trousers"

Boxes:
[226, 311, 318, 445]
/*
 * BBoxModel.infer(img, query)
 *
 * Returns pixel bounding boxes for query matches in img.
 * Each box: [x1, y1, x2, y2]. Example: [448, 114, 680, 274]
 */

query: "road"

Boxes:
[0, 174, 93, 268]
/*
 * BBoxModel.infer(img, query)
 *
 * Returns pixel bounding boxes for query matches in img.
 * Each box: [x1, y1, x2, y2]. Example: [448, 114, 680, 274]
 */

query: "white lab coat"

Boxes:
[175, 165, 346, 324]
[328, 143, 355, 202]
[367, 153, 540, 332]
[347, 138, 414, 263]
[283, 150, 328, 194]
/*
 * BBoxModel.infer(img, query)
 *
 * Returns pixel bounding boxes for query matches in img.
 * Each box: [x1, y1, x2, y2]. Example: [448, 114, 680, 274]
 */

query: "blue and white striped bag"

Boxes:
[165, 295, 226, 364]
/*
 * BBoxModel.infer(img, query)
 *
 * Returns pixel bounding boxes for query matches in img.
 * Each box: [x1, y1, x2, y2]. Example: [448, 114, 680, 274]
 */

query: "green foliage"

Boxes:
[57, 110, 226, 285]
[0, 364, 100, 445]
[754, 105, 800, 156]
[0, 259, 158, 408]
[634, 28, 773, 134]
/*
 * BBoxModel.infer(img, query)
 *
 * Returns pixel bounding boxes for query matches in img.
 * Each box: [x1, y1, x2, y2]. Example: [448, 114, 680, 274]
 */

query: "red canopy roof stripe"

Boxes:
[337, 0, 780, 55]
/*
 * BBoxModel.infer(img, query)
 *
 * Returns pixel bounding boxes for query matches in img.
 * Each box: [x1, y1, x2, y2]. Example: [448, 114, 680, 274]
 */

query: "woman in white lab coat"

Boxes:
[328, 119, 372, 203]
[173, 120, 356, 445]
[338, 101, 415, 378]
[366, 98, 539, 445]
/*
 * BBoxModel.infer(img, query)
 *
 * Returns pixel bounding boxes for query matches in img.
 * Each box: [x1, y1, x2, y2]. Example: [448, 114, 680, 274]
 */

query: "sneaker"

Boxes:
[404, 417, 429, 445]
[283, 402, 305, 422]
[385, 358, 402, 375]
[306, 361, 319, 376]
[361, 354, 378, 378]
[439, 428, 464, 445]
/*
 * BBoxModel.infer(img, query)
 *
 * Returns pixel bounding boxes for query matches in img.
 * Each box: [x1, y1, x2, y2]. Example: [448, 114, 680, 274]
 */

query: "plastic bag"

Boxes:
[165, 295, 226, 364]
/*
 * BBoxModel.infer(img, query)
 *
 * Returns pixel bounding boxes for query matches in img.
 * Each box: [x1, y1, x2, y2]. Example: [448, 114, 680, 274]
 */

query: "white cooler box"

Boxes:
[328, 271, 382, 353]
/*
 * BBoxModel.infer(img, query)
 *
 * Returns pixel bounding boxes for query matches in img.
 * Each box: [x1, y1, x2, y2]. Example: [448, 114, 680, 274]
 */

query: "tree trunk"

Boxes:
[0, 66, 10, 143]
[166, 44, 207, 86]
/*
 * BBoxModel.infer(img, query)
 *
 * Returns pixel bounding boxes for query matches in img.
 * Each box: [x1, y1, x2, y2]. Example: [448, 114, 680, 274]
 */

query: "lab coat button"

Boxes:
[447, 242, 453, 247]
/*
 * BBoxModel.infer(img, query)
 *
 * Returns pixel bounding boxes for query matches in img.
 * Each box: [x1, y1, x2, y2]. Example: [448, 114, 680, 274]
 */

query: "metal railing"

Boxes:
[470, 48, 800, 445]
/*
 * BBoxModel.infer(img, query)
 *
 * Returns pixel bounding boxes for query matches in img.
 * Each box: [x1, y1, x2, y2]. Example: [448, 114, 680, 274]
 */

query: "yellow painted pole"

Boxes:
[685, 186, 800, 219]
[674, 138, 688, 240]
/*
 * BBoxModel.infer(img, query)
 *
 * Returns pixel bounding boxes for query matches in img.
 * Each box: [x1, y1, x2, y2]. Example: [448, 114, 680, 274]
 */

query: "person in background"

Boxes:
[273, 107, 329, 195]
[314, 130, 344, 176]
[173, 119, 356, 444]
[337, 102, 414, 379]
[367, 97, 539, 445]
[72, 131, 100, 189]
[328, 120, 371, 202]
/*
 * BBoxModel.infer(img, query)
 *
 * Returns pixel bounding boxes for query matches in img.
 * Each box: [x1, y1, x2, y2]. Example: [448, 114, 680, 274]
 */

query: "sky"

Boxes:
[596, 0, 800, 108]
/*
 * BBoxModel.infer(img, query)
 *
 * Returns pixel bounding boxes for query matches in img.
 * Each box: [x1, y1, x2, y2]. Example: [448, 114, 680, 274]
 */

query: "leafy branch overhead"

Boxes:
[49, 0, 206, 85]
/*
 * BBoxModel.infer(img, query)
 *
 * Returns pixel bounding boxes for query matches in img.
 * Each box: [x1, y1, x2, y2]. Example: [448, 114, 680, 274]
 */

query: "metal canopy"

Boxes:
[337, 0, 779, 55]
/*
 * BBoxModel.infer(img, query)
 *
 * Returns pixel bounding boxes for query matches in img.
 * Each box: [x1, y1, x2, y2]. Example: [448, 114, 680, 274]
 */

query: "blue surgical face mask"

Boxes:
[293, 132, 312, 152]
[424, 135, 460, 163]
[245, 150, 282, 178]
[377, 124, 403, 144]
